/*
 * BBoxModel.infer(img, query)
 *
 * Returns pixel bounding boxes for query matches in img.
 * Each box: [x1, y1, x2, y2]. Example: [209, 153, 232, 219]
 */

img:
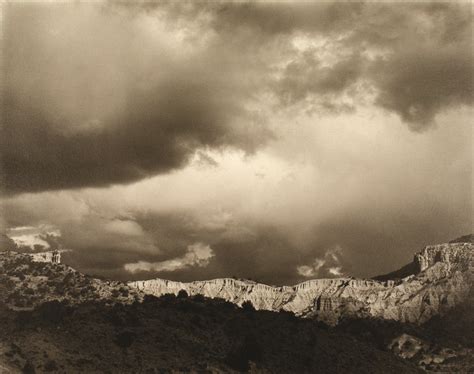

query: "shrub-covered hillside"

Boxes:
[0, 295, 422, 373]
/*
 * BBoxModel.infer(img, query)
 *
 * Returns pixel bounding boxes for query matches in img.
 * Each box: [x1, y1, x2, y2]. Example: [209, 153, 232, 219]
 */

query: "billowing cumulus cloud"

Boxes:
[6, 225, 61, 251]
[124, 243, 214, 274]
[328, 267, 343, 277]
[297, 245, 345, 279]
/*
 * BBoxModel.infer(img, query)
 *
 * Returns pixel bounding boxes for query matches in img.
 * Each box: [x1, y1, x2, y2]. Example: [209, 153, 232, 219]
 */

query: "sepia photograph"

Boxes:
[0, 1, 472, 373]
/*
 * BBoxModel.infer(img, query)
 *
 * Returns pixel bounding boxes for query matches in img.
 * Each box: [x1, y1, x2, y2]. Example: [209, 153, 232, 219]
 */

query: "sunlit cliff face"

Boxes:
[1, 2, 472, 284]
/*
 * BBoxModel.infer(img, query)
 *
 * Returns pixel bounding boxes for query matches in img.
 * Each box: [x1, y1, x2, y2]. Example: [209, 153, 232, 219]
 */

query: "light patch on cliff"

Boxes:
[124, 243, 214, 274]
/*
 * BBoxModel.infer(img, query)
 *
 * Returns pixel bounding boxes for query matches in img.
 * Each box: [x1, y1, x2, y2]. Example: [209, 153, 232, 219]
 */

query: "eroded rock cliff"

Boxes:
[129, 241, 473, 325]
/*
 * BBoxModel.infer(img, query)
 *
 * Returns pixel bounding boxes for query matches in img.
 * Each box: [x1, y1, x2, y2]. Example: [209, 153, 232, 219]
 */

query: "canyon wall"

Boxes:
[129, 242, 473, 325]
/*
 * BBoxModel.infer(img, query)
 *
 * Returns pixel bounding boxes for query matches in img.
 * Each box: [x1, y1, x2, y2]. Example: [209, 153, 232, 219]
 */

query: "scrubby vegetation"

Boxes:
[0, 294, 422, 373]
[0, 253, 140, 310]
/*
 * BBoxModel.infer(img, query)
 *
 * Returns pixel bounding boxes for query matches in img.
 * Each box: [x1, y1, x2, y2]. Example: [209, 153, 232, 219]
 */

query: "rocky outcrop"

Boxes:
[29, 250, 62, 264]
[414, 243, 472, 272]
[389, 333, 474, 372]
[129, 241, 473, 325]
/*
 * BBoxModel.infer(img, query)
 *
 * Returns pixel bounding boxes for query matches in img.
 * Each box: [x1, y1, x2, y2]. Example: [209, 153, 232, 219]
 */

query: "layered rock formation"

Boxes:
[129, 241, 473, 325]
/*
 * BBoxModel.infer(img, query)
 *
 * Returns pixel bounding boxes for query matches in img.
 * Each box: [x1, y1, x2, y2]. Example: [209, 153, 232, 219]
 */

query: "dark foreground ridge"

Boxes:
[0, 235, 472, 373]
[0, 294, 426, 374]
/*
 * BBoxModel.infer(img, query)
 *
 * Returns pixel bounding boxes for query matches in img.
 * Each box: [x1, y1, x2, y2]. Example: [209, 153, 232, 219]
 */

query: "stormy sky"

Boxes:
[1, 2, 472, 285]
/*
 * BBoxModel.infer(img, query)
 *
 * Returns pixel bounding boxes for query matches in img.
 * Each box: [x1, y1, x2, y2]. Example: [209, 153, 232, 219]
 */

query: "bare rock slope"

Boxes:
[129, 241, 473, 325]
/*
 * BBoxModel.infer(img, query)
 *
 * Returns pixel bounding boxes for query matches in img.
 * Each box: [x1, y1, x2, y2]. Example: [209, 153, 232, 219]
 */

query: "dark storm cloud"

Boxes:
[66, 213, 308, 285]
[1, 145, 471, 285]
[1, 3, 271, 194]
[153, 2, 363, 36]
[2, 79, 266, 193]
[373, 46, 473, 129]
[275, 52, 363, 106]
[155, 2, 472, 125]
[1, 1, 472, 194]
[60, 210, 473, 285]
